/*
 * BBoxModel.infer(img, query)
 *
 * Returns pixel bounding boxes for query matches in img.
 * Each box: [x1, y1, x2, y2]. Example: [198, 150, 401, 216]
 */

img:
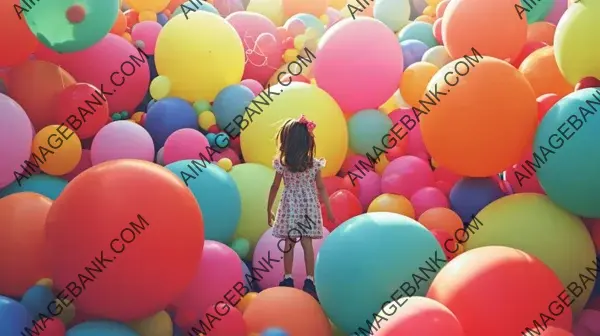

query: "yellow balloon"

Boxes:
[127, 311, 173, 336]
[238, 292, 258, 312]
[399, 61, 439, 108]
[32, 125, 82, 176]
[422, 5, 436, 16]
[319, 15, 329, 25]
[198, 111, 217, 129]
[56, 299, 76, 325]
[374, 155, 389, 175]
[150, 76, 171, 100]
[35, 278, 53, 288]
[425, 0, 440, 5]
[122, 33, 132, 43]
[283, 48, 299, 63]
[131, 111, 145, 123]
[139, 11, 158, 22]
[368, 194, 415, 219]
[124, 0, 169, 12]
[155, 12, 245, 102]
[415, 15, 435, 23]
[327, 0, 346, 10]
[247, 0, 284, 26]
[294, 35, 307, 50]
[240, 83, 348, 177]
[217, 158, 233, 171]
[555, 1, 600, 85]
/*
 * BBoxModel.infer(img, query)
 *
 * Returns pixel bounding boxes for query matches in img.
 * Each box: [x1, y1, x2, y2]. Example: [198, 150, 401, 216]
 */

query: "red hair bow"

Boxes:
[297, 115, 316, 134]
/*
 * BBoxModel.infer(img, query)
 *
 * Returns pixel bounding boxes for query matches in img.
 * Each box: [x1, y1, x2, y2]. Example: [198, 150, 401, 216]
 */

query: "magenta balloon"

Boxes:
[407, 124, 427, 156]
[34, 34, 150, 114]
[357, 171, 381, 210]
[544, 0, 567, 25]
[91, 121, 155, 165]
[240, 79, 264, 96]
[131, 21, 163, 55]
[226, 12, 283, 85]
[381, 155, 435, 198]
[163, 128, 210, 165]
[410, 186, 449, 217]
[314, 18, 403, 114]
[0, 93, 33, 188]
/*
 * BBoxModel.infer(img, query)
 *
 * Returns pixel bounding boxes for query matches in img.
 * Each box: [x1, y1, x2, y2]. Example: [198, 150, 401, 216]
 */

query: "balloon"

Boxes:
[166, 161, 242, 242]
[7, 60, 76, 130]
[400, 40, 430, 70]
[576, 77, 600, 91]
[1, 0, 38, 67]
[282, 0, 327, 18]
[287, 13, 326, 37]
[400, 62, 439, 107]
[23, 0, 119, 53]
[449, 177, 505, 223]
[45, 160, 204, 320]
[381, 156, 434, 198]
[347, 109, 393, 155]
[231, 238, 250, 258]
[314, 18, 403, 114]
[519, 0, 553, 23]
[240, 83, 348, 177]
[0, 193, 52, 297]
[91, 121, 155, 165]
[162, 129, 210, 165]
[149, 76, 171, 100]
[0, 174, 68, 200]
[505, 151, 545, 194]
[357, 171, 381, 210]
[246, 0, 284, 26]
[511, 40, 547, 68]
[418, 207, 463, 236]
[410, 187, 448, 217]
[544, 0, 568, 25]
[0, 93, 33, 189]
[127, 311, 173, 336]
[527, 22, 555, 45]
[53, 83, 110, 140]
[35, 34, 151, 114]
[537, 93, 561, 121]
[144, 98, 198, 148]
[30, 125, 82, 176]
[244, 287, 331, 335]
[534, 88, 600, 218]
[110, 11, 128, 35]
[442, 0, 527, 61]
[172, 0, 220, 16]
[240, 79, 264, 96]
[124, 9, 140, 27]
[519, 46, 573, 98]
[421, 57, 538, 177]
[421, 45, 452, 69]
[131, 21, 163, 55]
[326, 190, 362, 231]
[373, 0, 411, 32]
[465, 194, 596, 313]
[125, 0, 169, 12]
[436, 0, 450, 17]
[211, 84, 255, 133]
[155, 11, 245, 102]
[398, 22, 438, 48]
[368, 193, 415, 218]
[66, 321, 138, 335]
[316, 212, 444, 333]
[554, 1, 600, 85]
[0, 296, 31, 335]
[427, 246, 572, 335]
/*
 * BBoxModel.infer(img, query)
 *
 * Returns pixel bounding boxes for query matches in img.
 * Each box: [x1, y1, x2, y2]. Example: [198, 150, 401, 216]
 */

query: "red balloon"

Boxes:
[575, 77, 600, 91]
[0, 0, 38, 67]
[124, 10, 140, 28]
[53, 83, 110, 139]
[430, 229, 455, 261]
[322, 176, 344, 196]
[39, 319, 65, 336]
[511, 41, 546, 68]
[537, 93, 560, 121]
[324, 190, 362, 231]
[340, 174, 361, 198]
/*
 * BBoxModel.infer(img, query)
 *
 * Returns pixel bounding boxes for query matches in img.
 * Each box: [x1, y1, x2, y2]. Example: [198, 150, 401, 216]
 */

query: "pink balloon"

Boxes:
[172, 241, 243, 315]
[544, 0, 568, 25]
[407, 124, 428, 156]
[240, 79, 264, 96]
[255, 33, 278, 52]
[357, 171, 382, 210]
[252, 227, 330, 290]
[285, 19, 306, 37]
[381, 156, 435, 198]
[0, 93, 33, 188]
[435, 180, 454, 196]
[204, 304, 246, 336]
[60, 149, 92, 181]
[410, 187, 449, 217]
[434, 166, 461, 184]
[505, 151, 545, 194]
[131, 21, 162, 55]
[433, 18, 443, 45]
[39, 318, 66, 336]
[325, 7, 342, 28]
[90, 121, 155, 165]
[314, 18, 403, 114]
[375, 297, 464, 336]
[226, 12, 283, 85]
[436, 0, 451, 17]
[163, 128, 211, 165]
[388, 107, 412, 124]
[214, 0, 244, 16]
[35, 34, 150, 114]
[341, 154, 373, 175]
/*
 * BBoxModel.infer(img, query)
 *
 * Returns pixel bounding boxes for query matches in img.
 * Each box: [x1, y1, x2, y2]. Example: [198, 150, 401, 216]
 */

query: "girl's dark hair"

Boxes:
[276, 118, 315, 172]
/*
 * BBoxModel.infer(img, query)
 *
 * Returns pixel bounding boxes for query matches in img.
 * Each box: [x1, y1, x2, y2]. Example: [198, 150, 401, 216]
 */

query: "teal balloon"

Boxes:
[20, 286, 55, 318]
[166, 160, 242, 243]
[535, 88, 600, 218]
[206, 133, 217, 147]
[173, 1, 220, 16]
[0, 174, 67, 200]
[22, 0, 119, 53]
[231, 238, 250, 259]
[66, 321, 138, 335]
[398, 21, 438, 48]
[347, 109, 393, 155]
[315, 212, 444, 334]
[520, 0, 553, 23]
[288, 14, 326, 37]
[374, 0, 411, 33]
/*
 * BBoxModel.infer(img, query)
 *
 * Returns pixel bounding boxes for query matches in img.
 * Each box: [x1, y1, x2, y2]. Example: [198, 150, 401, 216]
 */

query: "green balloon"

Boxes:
[520, 0, 553, 23]
[193, 100, 212, 114]
[231, 238, 250, 259]
[22, 0, 119, 53]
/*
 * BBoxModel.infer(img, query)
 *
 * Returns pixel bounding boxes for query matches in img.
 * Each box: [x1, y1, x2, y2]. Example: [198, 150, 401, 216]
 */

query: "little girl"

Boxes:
[266, 115, 335, 300]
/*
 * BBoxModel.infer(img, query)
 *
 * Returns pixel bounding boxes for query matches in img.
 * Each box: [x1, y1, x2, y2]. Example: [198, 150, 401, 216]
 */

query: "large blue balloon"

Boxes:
[212, 85, 255, 134]
[0, 296, 31, 335]
[145, 98, 198, 148]
[315, 212, 444, 334]
[535, 88, 600, 218]
[66, 321, 138, 335]
[166, 160, 241, 243]
[0, 174, 67, 200]
[449, 177, 506, 223]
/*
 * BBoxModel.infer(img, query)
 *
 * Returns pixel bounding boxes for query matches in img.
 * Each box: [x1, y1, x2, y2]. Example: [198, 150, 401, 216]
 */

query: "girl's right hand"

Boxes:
[327, 211, 336, 225]
[268, 211, 275, 227]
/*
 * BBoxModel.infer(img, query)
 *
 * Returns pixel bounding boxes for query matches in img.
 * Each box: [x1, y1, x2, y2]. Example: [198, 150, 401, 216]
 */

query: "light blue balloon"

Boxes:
[173, 0, 220, 16]
[166, 160, 241, 243]
[374, 0, 411, 32]
[67, 321, 138, 335]
[262, 328, 290, 336]
[398, 21, 438, 48]
[401, 39, 429, 70]
[206, 133, 217, 147]
[215, 132, 230, 149]
[0, 174, 67, 200]
[535, 88, 600, 218]
[287, 14, 326, 37]
[212, 85, 255, 135]
[20, 285, 56, 319]
[347, 109, 393, 155]
[315, 212, 445, 334]
[0, 296, 31, 335]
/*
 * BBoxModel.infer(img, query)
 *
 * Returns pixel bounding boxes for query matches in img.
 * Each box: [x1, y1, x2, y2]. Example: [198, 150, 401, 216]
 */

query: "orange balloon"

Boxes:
[0, 193, 52, 297]
[282, 0, 327, 18]
[527, 22, 555, 46]
[400, 62, 439, 107]
[32, 125, 82, 176]
[237, 292, 258, 312]
[6, 60, 76, 131]
[244, 287, 331, 336]
[519, 46, 574, 98]
[367, 194, 415, 219]
[0, 0, 38, 67]
[418, 207, 463, 236]
[442, 0, 527, 61]
[167, 0, 188, 11]
[111, 11, 128, 35]
[421, 57, 538, 177]
[415, 15, 435, 24]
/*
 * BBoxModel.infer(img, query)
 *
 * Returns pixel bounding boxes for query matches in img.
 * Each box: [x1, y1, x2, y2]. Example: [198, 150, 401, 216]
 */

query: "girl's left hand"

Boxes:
[268, 211, 275, 227]
[327, 211, 336, 225]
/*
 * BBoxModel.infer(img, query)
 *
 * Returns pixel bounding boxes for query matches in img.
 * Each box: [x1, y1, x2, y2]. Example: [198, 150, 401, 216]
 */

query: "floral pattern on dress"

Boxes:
[272, 157, 326, 239]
